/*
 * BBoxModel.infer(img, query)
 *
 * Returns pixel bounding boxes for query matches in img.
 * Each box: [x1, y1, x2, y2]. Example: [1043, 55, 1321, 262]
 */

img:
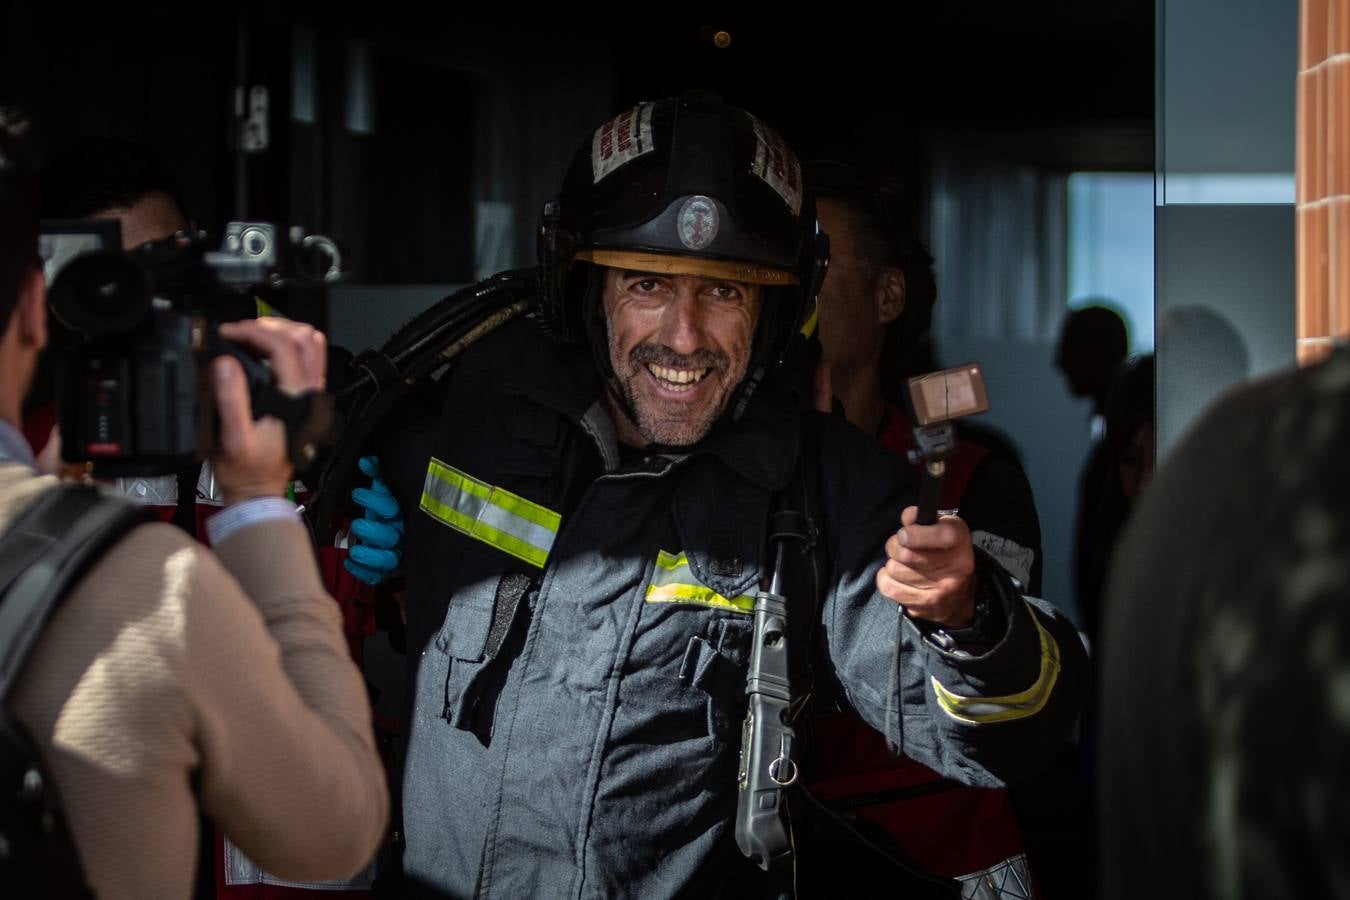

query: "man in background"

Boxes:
[805, 160, 1061, 897]
[1054, 303, 1128, 647]
[27, 137, 204, 521]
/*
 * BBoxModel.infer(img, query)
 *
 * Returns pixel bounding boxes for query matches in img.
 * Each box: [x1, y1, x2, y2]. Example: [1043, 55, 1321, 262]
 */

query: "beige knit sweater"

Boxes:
[0, 463, 388, 899]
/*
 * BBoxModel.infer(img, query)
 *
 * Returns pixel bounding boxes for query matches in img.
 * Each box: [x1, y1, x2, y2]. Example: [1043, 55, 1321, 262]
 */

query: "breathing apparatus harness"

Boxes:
[303, 267, 540, 545]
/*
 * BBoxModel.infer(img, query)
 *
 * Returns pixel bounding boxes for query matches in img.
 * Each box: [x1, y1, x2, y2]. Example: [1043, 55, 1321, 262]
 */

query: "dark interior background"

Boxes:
[1, 6, 1153, 287]
[0, 6, 1156, 630]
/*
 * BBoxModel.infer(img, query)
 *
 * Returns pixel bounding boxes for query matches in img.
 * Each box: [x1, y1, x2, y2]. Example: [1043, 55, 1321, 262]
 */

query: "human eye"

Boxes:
[620, 272, 666, 296]
[708, 282, 743, 302]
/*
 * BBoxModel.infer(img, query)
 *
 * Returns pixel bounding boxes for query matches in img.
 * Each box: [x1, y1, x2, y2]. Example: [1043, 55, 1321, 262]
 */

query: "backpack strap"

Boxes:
[0, 484, 149, 705]
[0, 483, 149, 899]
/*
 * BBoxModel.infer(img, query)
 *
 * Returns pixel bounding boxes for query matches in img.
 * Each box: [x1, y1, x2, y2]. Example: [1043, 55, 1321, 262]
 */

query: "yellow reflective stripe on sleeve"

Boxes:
[930, 600, 1062, 725]
[419, 457, 561, 568]
[645, 550, 755, 614]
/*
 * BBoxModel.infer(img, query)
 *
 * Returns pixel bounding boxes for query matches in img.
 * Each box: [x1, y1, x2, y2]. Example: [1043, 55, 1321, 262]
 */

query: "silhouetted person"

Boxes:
[1079, 353, 1156, 644]
[1056, 304, 1129, 418]
[1056, 303, 1129, 647]
[1104, 354, 1156, 509]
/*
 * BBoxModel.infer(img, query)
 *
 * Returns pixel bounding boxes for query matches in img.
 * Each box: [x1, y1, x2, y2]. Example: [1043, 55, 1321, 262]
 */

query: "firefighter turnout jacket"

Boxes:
[377, 318, 1087, 898]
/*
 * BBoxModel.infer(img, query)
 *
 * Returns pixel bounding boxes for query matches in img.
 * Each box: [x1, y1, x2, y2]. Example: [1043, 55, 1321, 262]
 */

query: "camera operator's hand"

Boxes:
[212, 318, 326, 505]
[878, 505, 977, 628]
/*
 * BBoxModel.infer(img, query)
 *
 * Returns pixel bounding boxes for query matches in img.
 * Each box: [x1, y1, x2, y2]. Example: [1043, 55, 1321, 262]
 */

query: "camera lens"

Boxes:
[47, 251, 154, 338]
[241, 225, 272, 258]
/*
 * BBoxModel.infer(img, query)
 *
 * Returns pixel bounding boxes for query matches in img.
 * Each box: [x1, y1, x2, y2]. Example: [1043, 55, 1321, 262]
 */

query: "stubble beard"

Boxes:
[608, 338, 747, 446]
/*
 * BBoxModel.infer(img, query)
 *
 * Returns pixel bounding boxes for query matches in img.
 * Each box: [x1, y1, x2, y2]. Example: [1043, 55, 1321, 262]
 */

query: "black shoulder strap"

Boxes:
[0, 483, 148, 900]
[784, 408, 830, 706]
[0, 484, 149, 704]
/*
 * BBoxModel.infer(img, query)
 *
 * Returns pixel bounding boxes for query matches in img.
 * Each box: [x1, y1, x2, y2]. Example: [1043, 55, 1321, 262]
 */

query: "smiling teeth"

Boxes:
[648, 363, 709, 388]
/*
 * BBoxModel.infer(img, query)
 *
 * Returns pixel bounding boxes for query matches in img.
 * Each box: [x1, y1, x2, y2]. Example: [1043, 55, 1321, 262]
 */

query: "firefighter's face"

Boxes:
[602, 267, 761, 446]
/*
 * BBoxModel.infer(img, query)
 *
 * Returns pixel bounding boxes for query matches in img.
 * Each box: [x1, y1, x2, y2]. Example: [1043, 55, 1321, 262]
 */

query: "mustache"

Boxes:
[629, 343, 728, 372]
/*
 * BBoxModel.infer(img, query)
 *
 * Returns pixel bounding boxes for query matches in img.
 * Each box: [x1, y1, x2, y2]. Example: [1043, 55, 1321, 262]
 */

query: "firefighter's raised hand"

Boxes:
[877, 505, 977, 628]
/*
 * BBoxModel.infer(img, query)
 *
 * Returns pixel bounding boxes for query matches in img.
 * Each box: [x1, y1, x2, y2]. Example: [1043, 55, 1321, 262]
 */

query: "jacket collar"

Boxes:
[498, 320, 802, 492]
[690, 375, 801, 492]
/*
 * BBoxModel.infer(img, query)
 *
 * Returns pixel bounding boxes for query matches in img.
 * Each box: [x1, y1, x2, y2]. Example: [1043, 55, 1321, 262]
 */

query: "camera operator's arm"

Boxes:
[187, 319, 388, 879]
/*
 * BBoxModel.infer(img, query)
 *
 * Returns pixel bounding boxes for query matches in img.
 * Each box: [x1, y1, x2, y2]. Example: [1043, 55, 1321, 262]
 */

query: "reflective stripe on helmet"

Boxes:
[930, 601, 1062, 725]
[573, 248, 798, 286]
[645, 550, 755, 614]
[419, 458, 560, 568]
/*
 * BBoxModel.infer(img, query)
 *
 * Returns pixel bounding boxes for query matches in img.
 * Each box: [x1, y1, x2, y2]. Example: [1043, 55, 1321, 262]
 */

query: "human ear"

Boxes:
[875, 268, 906, 325]
[16, 268, 46, 350]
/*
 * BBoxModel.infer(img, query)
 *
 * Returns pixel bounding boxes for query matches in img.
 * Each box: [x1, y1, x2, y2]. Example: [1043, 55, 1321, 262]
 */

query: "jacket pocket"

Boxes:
[434, 571, 533, 732]
[679, 617, 754, 745]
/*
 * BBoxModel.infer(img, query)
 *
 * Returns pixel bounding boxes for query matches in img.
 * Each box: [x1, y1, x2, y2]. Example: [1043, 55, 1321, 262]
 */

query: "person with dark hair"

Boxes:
[39, 136, 190, 243]
[809, 161, 1042, 593]
[808, 164, 938, 424]
[345, 95, 1087, 897]
[0, 113, 387, 898]
[1055, 305, 1128, 418]
[23, 137, 193, 474]
[35, 136, 390, 900]
[802, 161, 1055, 896]
[1100, 348, 1350, 899]
[1055, 303, 1132, 648]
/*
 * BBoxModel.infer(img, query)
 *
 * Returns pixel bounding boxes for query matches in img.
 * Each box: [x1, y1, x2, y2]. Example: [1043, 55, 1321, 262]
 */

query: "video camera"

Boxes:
[44, 222, 341, 477]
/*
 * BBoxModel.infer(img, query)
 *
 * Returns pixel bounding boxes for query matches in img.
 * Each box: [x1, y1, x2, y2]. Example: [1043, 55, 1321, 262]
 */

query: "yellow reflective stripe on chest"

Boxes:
[930, 600, 1062, 725]
[419, 457, 561, 568]
[645, 550, 755, 614]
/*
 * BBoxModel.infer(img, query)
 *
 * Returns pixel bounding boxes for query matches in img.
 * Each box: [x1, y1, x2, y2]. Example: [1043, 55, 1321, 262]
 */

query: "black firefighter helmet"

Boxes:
[538, 92, 829, 417]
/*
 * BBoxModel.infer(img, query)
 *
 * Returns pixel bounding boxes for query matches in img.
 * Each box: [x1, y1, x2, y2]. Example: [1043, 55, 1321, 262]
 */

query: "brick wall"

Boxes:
[1298, 0, 1350, 363]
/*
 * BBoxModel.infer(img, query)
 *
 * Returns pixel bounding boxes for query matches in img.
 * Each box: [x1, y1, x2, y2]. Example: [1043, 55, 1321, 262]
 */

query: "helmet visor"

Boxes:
[573, 248, 798, 286]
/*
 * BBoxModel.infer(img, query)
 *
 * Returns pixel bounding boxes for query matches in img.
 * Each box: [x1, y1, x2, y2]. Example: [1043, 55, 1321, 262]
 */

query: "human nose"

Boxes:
[658, 285, 705, 355]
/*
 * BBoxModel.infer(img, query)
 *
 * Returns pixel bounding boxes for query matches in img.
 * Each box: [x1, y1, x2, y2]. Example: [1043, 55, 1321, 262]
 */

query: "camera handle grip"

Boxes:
[250, 387, 335, 472]
[216, 346, 335, 473]
[915, 459, 945, 526]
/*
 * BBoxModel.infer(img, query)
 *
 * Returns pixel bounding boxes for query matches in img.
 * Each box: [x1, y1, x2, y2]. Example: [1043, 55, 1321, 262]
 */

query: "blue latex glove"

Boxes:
[344, 455, 404, 585]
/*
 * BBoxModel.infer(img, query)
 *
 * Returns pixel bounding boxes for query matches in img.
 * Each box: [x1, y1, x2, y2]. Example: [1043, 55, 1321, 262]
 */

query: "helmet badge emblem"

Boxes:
[677, 196, 719, 251]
